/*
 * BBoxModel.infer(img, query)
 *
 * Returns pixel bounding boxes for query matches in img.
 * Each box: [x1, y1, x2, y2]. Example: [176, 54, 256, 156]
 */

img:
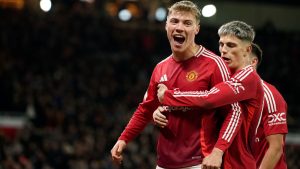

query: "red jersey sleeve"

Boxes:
[262, 82, 288, 136]
[195, 55, 244, 152]
[118, 67, 160, 143]
[162, 66, 261, 152]
[205, 57, 244, 151]
[162, 66, 258, 109]
[214, 103, 244, 151]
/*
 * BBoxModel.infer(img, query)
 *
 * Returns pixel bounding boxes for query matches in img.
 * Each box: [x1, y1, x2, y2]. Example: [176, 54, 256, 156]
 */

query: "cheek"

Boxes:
[218, 47, 222, 53]
[188, 31, 196, 40]
[166, 29, 172, 36]
[231, 54, 240, 64]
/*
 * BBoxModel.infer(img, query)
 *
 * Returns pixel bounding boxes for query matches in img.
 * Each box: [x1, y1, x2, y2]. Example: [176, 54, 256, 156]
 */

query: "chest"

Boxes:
[157, 59, 213, 91]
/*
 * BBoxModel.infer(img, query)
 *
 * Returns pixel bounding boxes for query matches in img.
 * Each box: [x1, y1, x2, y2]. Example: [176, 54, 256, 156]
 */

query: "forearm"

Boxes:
[259, 146, 282, 169]
[215, 103, 243, 151]
[119, 109, 153, 142]
[210, 147, 224, 156]
[163, 89, 211, 107]
[163, 82, 248, 109]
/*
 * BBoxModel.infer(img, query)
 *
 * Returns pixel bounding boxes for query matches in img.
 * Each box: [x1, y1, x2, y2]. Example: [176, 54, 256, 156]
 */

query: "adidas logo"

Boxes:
[159, 74, 168, 82]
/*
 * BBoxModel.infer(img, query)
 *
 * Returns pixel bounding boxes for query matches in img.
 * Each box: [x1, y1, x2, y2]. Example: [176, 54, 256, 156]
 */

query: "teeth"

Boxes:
[174, 35, 184, 38]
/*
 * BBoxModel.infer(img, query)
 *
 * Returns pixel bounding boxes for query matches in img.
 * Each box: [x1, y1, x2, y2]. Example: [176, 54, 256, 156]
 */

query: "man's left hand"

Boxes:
[202, 148, 223, 169]
[157, 84, 168, 103]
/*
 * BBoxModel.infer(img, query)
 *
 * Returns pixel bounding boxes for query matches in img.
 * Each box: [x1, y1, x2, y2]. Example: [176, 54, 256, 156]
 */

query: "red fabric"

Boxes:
[119, 46, 240, 168]
[163, 65, 265, 169]
[253, 81, 288, 169]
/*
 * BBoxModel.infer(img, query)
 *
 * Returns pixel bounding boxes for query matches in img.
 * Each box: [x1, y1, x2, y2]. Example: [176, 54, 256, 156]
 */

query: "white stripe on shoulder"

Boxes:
[262, 82, 277, 113]
[202, 50, 230, 81]
[157, 55, 171, 65]
[233, 65, 254, 81]
[194, 45, 204, 56]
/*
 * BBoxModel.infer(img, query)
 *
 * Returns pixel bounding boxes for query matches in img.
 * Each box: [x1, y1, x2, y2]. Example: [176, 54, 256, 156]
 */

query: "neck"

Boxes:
[173, 44, 200, 61]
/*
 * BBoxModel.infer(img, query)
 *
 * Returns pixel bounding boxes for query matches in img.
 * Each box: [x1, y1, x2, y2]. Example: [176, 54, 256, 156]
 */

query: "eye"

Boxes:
[169, 18, 178, 24]
[219, 42, 224, 47]
[227, 43, 236, 48]
[184, 21, 193, 26]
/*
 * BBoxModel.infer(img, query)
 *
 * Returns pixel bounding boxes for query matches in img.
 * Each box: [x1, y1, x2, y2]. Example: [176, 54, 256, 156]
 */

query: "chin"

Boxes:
[172, 46, 183, 52]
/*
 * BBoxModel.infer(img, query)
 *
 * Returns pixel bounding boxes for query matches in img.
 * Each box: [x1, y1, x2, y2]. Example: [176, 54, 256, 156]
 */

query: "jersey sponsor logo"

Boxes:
[173, 87, 220, 97]
[191, 155, 202, 159]
[173, 89, 210, 95]
[162, 105, 192, 112]
[268, 112, 286, 126]
[159, 74, 168, 82]
[186, 70, 198, 82]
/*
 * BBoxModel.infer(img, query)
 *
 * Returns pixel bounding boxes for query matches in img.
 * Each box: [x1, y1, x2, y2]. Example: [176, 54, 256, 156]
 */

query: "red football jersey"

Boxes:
[119, 46, 241, 168]
[162, 65, 264, 169]
[253, 81, 288, 169]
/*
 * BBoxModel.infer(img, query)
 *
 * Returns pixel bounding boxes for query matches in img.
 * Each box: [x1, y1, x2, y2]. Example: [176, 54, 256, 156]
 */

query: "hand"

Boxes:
[157, 84, 168, 103]
[202, 148, 223, 169]
[153, 106, 168, 128]
[111, 140, 127, 165]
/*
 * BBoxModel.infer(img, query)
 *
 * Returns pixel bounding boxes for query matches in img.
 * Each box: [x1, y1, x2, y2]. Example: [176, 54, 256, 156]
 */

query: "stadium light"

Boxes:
[118, 9, 132, 22]
[155, 7, 167, 22]
[202, 4, 216, 17]
[80, 0, 94, 3]
[40, 0, 51, 12]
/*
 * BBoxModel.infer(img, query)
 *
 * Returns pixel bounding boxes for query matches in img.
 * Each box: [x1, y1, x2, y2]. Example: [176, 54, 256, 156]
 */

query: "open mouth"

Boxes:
[173, 35, 185, 44]
[222, 57, 231, 62]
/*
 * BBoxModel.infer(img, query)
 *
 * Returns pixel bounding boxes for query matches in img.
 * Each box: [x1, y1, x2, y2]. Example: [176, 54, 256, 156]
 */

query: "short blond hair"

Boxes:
[168, 1, 201, 25]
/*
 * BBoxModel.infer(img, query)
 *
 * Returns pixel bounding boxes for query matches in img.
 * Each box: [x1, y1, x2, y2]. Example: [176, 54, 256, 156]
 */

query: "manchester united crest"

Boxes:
[186, 71, 198, 82]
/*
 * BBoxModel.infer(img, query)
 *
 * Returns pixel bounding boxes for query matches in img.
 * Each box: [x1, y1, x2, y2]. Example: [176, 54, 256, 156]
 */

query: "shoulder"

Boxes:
[199, 47, 224, 64]
[199, 47, 230, 76]
[156, 55, 172, 67]
[262, 80, 286, 103]
[234, 65, 259, 80]
[262, 81, 279, 93]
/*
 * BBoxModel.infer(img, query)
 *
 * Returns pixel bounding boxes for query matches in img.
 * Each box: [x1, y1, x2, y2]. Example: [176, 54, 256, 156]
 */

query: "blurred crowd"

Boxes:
[0, 1, 299, 169]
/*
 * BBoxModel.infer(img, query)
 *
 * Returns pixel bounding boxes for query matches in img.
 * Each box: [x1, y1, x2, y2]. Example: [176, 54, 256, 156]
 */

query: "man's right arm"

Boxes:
[258, 82, 288, 169]
[111, 67, 160, 164]
[111, 140, 127, 165]
[118, 70, 160, 141]
[259, 134, 284, 169]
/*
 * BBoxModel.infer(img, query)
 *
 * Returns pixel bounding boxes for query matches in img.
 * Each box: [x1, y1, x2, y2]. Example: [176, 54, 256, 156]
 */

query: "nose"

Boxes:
[219, 45, 227, 55]
[175, 22, 184, 32]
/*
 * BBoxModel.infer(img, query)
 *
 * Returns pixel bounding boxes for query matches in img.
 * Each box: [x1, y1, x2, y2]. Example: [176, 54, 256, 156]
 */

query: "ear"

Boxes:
[243, 43, 252, 58]
[251, 57, 258, 66]
[195, 24, 200, 35]
[246, 44, 252, 54]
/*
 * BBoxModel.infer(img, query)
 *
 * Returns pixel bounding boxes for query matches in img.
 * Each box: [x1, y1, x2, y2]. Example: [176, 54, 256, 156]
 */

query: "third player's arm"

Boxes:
[259, 134, 284, 169]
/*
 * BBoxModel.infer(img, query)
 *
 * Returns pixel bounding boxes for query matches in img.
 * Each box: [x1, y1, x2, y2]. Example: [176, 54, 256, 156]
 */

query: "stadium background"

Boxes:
[0, 0, 299, 168]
